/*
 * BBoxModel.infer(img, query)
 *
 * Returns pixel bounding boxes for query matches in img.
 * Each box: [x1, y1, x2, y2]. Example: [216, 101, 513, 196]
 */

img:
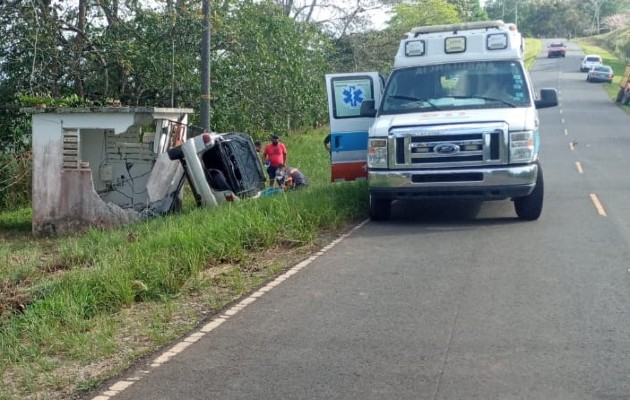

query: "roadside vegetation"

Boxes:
[0, 130, 369, 399]
[524, 39, 543, 70]
[576, 26, 630, 113]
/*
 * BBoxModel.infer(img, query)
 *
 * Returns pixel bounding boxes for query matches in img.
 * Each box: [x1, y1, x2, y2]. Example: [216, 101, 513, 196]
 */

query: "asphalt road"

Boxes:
[98, 41, 630, 400]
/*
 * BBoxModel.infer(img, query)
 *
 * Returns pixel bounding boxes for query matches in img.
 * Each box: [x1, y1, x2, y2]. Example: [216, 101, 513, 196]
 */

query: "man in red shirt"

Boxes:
[261, 135, 287, 186]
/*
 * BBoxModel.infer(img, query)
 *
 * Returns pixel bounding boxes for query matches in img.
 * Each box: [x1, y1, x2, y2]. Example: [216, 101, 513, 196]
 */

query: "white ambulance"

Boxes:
[325, 20, 558, 221]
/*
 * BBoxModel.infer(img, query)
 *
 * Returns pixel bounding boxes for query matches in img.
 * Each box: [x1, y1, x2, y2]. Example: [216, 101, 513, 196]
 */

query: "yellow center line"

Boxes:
[575, 161, 583, 174]
[589, 193, 607, 217]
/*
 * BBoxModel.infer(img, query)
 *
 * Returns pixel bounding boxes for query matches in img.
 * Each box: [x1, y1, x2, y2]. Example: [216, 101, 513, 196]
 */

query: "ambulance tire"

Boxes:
[514, 163, 544, 221]
[369, 194, 391, 221]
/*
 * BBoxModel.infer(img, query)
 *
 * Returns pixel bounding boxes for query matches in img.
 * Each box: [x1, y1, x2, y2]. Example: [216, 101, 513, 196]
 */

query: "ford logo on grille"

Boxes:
[434, 143, 460, 154]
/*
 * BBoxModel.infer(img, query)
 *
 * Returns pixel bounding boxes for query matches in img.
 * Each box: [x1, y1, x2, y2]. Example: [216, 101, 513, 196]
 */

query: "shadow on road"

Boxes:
[383, 199, 522, 226]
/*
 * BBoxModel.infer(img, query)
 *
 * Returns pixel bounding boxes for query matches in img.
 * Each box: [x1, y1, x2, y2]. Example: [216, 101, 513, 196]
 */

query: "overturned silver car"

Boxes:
[168, 132, 266, 207]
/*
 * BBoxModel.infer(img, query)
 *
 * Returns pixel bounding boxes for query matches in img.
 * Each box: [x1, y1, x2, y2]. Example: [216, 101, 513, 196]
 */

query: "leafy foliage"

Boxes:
[210, 0, 330, 135]
[389, 0, 460, 31]
[484, 0, 630, 38]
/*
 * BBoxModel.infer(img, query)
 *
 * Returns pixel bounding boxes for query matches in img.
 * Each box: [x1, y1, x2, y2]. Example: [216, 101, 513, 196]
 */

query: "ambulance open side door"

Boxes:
[325, 72, 383, 182]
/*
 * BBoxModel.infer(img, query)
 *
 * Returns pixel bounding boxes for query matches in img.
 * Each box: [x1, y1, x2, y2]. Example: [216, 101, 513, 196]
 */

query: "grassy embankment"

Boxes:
[0, 38, 543, 400]
[0, 129, 367, 399]
[575, 28, 630, 114]
[524, 38, 542, 70]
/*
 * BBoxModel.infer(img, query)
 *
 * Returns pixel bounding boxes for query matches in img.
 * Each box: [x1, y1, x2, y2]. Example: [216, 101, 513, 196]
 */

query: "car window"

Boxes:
[586, 56, 601, 62]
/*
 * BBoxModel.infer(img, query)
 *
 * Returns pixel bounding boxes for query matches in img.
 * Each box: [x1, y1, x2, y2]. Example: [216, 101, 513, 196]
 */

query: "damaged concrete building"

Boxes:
[25, 107, 193, 235]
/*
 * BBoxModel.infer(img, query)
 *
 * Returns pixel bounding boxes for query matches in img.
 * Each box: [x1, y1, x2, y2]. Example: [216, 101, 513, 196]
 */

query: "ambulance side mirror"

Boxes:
[360, 100, 377, 117]
[535, 88, 559, 109]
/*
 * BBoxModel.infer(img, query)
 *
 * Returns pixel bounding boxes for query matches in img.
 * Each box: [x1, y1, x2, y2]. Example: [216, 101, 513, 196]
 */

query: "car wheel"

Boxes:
[167, 145, 184, 160]
[616, 88, 624, 103]
[369, 193, 391, 221]
[514, 163, 544, 221]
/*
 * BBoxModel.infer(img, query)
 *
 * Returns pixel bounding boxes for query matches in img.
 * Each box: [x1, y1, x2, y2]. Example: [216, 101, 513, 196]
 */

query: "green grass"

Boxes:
[524, 38, 542, 70]
[0, 128, 368, 399]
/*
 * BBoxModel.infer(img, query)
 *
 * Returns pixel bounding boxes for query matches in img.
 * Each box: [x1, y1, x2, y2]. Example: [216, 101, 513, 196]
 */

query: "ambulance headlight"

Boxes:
[509, 130, 536, 163]
[368, 138, 388, 168]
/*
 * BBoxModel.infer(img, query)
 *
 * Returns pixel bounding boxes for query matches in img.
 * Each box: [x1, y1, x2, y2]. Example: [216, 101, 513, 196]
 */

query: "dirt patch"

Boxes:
[0, 283, 30, 318]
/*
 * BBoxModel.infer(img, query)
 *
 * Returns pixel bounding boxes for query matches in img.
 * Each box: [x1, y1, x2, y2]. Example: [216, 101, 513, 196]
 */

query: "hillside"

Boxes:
[580, 26, 630, 61]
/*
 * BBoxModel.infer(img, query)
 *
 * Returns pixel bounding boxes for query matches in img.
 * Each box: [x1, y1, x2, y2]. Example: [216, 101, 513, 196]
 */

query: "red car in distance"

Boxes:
[547, 42, 566, 58]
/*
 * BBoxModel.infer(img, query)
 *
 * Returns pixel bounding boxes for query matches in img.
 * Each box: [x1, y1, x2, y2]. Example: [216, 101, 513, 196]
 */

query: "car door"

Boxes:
[325, 72, 383, 182]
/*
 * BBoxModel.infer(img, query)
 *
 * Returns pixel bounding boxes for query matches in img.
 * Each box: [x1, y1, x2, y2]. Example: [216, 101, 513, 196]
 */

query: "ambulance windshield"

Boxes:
[381, 60, 531, 114]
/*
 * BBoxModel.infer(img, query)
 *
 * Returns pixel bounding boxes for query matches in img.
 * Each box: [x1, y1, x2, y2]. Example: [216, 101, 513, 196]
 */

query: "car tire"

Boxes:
[514, 163, 544, 221]
[167, 146, 184, 160]
[616, 88, 624, 103]
[369, 193, 391, 221]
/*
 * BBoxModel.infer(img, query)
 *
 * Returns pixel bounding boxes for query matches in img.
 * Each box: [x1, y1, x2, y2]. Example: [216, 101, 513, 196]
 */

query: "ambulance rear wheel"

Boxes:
[514, 163, 544, 221]
[369, 194, 391, 221]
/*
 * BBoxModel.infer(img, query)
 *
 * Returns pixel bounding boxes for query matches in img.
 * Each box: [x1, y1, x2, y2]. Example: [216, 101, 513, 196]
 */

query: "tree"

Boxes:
[446, 0, 488, 21]
[388, 0, 460, 32]
[276, 0, 392, 36]
[484, 0, 629, 37]
[210, 0, 330, 134]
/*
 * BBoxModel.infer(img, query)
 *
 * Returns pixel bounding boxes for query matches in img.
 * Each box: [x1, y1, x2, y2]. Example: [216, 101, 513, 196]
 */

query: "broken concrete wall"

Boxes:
[29, 107, 192, 235]
[32, 134, 139, 235]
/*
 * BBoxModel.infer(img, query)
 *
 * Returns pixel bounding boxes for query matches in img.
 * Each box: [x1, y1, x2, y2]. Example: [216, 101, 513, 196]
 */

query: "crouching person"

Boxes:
[275, 163, 308, 190]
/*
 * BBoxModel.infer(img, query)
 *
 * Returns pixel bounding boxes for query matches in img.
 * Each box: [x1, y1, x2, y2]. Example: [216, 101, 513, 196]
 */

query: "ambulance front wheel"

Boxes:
[514, 163, 544, 221]
[369, 193, 391, 221]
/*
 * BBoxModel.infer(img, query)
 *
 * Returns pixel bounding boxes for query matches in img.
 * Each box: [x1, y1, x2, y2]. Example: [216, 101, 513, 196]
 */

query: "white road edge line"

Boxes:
[90, 219, 370, 400]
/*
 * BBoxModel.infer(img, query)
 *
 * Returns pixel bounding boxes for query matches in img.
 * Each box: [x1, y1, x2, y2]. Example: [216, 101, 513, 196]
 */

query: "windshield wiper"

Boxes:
[450, 95, 517, 108]
[386, 94, 442, 110]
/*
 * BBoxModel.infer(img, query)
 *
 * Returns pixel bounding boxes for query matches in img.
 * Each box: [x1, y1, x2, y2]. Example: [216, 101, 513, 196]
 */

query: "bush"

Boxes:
[0, 151, 32, 210]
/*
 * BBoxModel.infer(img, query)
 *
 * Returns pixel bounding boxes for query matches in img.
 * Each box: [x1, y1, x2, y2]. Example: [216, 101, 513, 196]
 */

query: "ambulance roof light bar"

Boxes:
[407, 20, 516, 38]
